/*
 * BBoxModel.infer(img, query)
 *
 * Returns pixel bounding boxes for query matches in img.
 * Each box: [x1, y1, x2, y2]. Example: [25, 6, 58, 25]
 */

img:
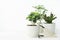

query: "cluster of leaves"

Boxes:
[43, 13, 56, 23]
[26, 12, 40, 23]
[33, 5, 46, 10]
[33, 5, 48, 23]
[26, 5, 48, 24]
[26, 5, 57, 24]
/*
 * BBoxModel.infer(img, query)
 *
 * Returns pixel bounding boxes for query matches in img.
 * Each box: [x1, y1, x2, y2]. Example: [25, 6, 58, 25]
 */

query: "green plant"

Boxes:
[26, 5, 48, 25]
[33, 5, 46, 10]
[33, 5, 47, 23]
[26, 12, 40, 25]
[43, 12, 57, 23]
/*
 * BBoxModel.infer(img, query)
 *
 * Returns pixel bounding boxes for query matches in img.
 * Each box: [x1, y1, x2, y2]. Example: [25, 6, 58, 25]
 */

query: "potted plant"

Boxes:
[41, 12, 57, 37]
[26, 11, 41, 37]
[26, 5, 47, 37]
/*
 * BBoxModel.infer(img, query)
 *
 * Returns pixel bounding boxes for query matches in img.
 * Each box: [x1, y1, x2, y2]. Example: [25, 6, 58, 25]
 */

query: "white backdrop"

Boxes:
[0, 0, 60, 40]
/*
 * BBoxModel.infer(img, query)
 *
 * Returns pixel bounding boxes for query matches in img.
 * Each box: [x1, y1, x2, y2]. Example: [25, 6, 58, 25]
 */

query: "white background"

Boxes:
[0, 0, 60, 40]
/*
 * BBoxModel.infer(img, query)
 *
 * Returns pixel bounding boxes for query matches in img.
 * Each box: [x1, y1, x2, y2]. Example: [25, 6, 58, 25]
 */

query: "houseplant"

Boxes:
[26, 5, 48, 37]
[26, 11, 41, 37]
[26, 5, 57, 37]
[41, 12, 57, 37]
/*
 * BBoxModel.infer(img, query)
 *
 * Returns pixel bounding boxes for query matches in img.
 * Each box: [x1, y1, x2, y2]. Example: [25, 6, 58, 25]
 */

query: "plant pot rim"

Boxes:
[40, 23, 55, 25]
[38, 22, 55, 24]
[27, 24, 37, 26]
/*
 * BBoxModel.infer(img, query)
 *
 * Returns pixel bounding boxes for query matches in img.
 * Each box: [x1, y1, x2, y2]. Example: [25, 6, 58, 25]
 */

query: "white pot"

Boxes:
[41, 23, 55, 33]
[39, 23, 55, 37]
[28, 25, 40, 38]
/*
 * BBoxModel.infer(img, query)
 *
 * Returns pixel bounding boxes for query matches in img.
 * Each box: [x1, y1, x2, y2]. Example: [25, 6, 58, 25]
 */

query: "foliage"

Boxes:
[26, 12, 40, 24]
[26, 5, 56, 24]
[43, 12, 57, 23]
[33, 5, 46, 10]
[33, 5, 48, 23]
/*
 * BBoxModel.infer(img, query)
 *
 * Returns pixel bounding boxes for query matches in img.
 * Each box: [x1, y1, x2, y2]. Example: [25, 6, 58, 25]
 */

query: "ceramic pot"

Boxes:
[28, 25, 40, 38]
[39, 23, 55, 37]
